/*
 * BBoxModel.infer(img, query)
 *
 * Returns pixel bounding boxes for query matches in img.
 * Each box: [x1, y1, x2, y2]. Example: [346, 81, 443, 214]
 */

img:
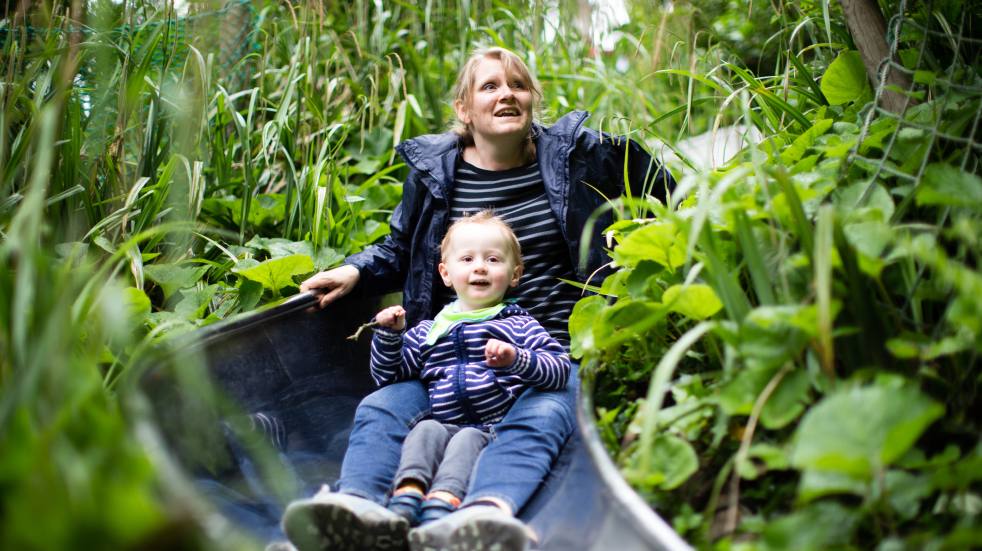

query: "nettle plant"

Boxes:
[572, 46, 981, 549]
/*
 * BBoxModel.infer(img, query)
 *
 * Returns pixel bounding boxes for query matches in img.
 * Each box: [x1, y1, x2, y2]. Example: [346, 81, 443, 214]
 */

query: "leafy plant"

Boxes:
[573, 2, 981, 548]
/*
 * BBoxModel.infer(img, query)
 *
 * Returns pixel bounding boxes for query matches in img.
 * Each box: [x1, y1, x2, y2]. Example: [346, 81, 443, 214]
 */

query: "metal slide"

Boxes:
[140, 293, 690, 550]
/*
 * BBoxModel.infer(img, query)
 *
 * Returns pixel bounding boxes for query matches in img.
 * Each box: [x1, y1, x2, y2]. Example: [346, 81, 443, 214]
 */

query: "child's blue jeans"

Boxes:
[336, 363, 578, 514]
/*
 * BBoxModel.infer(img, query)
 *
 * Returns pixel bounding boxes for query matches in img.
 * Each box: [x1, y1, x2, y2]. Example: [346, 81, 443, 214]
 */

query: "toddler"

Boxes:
[369, 210, 570, 527]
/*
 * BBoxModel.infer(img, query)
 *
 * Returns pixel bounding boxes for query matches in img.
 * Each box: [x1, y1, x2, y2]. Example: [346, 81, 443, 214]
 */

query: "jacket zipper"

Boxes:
[452, 325, 479, 425]
[558, 112, 589, 278]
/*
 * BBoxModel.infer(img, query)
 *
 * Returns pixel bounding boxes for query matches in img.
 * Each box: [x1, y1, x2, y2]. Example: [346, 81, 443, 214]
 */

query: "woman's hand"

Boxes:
[300, 265, 360, 308]
[374, 305, 407, 331]
[485, 338, 517, 368]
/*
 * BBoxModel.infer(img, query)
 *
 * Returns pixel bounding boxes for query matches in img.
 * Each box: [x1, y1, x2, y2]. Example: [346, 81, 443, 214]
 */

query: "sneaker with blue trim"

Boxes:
[282, 486, 409, 551]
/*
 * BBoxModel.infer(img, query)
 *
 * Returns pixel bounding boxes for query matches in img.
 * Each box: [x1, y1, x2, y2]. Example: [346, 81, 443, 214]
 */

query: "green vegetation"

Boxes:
[1, 0, 978, 549]
[572, 1, 982, 549]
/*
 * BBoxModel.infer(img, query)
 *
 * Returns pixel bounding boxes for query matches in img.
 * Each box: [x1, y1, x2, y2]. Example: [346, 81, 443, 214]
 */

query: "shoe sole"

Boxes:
[409, 517, 528, 551]
[283, 499, 409, 551]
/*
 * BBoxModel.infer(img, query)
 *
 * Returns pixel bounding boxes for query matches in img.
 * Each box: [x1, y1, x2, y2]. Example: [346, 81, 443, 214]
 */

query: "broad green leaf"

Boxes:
[883, 470, 931, 520]
[568, 295, 605, 358]
[314, 247, 346, 271]
[625, 260, 664, 300]
[790, 385, 944, 479]
[612, 221, 686, 271]
[173, 284, 219, 320]
[237, 279, 263, 312]
[763, 502, 859, 551]
[844, 220, 892, 276]
[625, 433, 698, 490]
[595, 298, 662, 348]
[719, 365, 775, 416]
[916, 163, 982, 208]
[733, 305, 820, 371]
[599, 268, 629, 297]
[737, 443, 790, 480]
[798, 469, 867, 502]
[121, 287, 152, 325]
[245, 236, 313, 258]
[233, 254, 314, 293]
[144, 263, 208, 300]
[202, 193, 286, 227]
[760, 367, 810, 429]
[821, 50, 870, 105]
[662, 284, 723, 320]
[833, 181, 895, 222]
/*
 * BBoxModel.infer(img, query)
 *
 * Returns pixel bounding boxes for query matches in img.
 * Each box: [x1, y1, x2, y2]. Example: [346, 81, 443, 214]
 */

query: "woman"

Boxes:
[283, 47, 674, 551]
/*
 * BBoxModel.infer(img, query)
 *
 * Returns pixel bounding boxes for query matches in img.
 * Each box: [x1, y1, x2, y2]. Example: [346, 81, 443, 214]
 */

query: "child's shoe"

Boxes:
[282, 485, 409, 551]
[417, 496, 457, 525]
[387, 491, 424, 526]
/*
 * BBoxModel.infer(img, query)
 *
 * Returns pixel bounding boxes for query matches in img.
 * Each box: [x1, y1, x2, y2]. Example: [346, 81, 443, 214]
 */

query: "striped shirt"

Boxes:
[370, 304, 570, 426]
[436, 160, 582, 348]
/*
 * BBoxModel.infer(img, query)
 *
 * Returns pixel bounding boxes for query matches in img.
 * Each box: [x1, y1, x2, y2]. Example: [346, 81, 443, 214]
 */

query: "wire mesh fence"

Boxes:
[850, 0, 981, 191]
[0, 0, 259, 86]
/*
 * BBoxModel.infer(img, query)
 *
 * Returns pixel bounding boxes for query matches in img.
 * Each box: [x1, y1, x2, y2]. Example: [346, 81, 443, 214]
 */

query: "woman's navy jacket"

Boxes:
[345, 110, 676, 327]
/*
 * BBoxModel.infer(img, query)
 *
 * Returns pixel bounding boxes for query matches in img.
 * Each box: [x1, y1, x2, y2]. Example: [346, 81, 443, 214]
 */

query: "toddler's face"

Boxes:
[438, 223, 522, 311]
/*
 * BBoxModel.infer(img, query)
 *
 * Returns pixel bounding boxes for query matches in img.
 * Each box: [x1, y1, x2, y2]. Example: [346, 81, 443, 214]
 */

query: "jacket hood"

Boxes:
[499, 303, 530, 318]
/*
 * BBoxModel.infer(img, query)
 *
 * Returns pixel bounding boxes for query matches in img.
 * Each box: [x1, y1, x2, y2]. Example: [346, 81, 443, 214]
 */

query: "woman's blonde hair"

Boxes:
[440, 209, 524, 270]
[451, 47, 542, 155]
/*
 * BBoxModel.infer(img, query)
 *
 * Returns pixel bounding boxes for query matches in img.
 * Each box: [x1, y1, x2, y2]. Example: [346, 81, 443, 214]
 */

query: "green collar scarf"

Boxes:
[424, 300, 507, 346]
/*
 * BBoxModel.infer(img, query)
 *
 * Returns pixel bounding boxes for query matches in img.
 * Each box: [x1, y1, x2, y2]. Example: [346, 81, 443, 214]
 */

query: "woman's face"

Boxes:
[455, 57, 534, 147]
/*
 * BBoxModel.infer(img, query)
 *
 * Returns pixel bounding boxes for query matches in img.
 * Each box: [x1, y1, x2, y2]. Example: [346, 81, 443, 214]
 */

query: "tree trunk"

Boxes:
[838, 0, 914, 114]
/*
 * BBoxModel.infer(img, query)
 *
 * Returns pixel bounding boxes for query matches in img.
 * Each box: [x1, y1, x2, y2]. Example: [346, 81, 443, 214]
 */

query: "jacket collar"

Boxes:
[395, 110, 591, 197]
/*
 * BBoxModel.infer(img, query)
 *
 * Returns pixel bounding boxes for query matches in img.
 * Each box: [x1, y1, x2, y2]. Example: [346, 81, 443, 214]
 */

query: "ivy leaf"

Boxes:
[612, 221, 686, 271]
[568, 295, 606, 358]
[625, 433, 698, 491]
[662, 284, 723, 320]
[821, 50, 870, 105]
[844, 220, 892, 277]
[790, 385, 944, 479]
[781, 118, 834, 164]
[915, 163, 982, 208]
[233, 254, 314, 294]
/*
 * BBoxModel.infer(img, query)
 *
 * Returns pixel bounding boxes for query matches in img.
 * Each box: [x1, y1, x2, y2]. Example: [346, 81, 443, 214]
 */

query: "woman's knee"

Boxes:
[355, 381, 429, 424]
[501, 390, 575, 436]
